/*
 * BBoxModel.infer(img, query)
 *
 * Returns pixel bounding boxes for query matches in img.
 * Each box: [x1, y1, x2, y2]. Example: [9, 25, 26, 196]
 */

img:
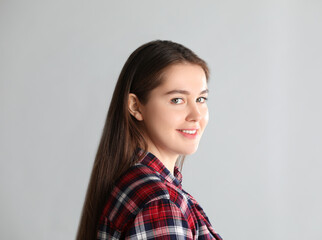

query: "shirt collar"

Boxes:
[136, 149, 183, 189]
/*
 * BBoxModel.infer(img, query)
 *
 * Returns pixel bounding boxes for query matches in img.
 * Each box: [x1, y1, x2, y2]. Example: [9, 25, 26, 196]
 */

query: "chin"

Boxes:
[180, 145, 199, 156]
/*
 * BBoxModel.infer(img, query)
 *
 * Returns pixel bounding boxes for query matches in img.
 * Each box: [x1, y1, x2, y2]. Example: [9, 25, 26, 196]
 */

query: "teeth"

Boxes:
[180, 130, 197, 134]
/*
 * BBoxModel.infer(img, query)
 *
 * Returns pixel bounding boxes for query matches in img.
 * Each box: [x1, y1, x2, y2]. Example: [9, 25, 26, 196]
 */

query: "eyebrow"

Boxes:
[164, 89, 209, 95]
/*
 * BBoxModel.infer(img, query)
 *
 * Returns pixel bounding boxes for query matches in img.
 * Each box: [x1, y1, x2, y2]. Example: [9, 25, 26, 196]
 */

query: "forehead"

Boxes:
[159, 63, 207, 91]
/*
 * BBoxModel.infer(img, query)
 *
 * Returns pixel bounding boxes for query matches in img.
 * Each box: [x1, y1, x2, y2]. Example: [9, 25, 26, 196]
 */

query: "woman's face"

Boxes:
[133, 63, 209, 160]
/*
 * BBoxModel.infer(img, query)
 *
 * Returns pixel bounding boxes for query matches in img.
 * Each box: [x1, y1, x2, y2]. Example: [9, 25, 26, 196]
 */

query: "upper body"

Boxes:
[97, 150, 222, 240]
[76, 40, 224, 240]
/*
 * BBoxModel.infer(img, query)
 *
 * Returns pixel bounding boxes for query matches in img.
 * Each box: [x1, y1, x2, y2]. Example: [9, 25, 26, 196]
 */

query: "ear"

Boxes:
[128, 93, 144, 121]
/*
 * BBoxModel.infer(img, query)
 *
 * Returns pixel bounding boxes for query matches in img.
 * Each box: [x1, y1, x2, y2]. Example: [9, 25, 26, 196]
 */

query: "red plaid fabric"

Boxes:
[97, 150, 223, 240]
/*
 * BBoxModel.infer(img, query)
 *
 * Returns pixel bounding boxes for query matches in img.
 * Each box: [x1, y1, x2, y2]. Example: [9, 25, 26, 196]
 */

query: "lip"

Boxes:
[176, 129, 199, 139]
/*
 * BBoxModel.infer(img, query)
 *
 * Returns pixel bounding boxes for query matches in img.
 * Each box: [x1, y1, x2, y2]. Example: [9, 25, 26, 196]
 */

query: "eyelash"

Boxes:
[197, 97, 208, 103]
[171, 98, 184, 104]
[170, 97, 208, 104]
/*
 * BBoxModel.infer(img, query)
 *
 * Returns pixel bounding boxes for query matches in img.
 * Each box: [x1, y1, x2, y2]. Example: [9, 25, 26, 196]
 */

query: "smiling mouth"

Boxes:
[176, 128, 200, 139]
[177, 129, 197, 134]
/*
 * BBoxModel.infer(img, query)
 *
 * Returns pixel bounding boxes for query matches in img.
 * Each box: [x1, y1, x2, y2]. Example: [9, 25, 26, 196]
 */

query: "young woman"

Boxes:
[77, 40, 223, 240]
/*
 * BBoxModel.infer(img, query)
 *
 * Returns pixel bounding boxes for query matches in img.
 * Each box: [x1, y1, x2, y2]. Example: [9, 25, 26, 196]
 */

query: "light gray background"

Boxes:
[1, 1, 321, 239]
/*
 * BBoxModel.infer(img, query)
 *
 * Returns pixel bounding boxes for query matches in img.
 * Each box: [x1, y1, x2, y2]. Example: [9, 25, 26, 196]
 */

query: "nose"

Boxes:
[186, 102, 202, 122]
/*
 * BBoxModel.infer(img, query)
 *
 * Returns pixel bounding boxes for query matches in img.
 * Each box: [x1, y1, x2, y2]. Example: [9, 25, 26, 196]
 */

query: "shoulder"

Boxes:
[100, 163, 171, 228]
[123, 198, 194, 239]
[116, 162, 171, 202]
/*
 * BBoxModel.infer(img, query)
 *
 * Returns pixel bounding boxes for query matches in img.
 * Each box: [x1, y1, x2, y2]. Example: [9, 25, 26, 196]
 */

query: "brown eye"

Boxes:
[196, 97, 208, 103]
[171, 98, 184, 104]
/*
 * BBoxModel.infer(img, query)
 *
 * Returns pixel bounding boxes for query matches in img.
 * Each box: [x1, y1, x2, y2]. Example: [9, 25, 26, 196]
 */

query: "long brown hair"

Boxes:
[76, 40, 209, 240]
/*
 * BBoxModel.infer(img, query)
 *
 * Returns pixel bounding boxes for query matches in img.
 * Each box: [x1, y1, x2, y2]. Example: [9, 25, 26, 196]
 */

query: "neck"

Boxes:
[146, 146, 178, 176]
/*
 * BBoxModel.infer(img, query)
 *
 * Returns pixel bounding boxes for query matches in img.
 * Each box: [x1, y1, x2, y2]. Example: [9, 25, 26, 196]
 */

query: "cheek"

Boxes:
[142, 104, 167, 130]
[201, 107, 209, 127]
[155, 106, 182, 129]
[144, 104, 183, 132]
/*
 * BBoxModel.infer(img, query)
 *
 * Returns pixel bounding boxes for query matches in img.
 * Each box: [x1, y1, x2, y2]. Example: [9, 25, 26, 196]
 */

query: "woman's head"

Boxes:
[110, 40, 210, 156]
[128, 63, 209, 162]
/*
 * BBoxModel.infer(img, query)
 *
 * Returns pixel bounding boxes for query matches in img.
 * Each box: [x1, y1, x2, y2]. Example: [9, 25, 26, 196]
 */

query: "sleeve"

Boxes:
[124, 198, 193, 240]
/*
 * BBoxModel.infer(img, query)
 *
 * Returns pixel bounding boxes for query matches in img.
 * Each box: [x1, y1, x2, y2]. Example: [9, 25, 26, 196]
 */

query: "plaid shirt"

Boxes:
[97, 150, 223, 240]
